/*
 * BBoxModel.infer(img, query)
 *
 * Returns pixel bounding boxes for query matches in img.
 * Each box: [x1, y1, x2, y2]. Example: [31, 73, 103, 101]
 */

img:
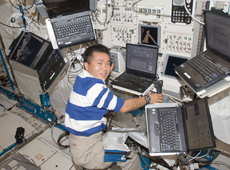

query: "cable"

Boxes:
[183, 0, 205, 25]
[51, 123, 60, 147]
[187, 150, 212, 165]
[104, 111, 118, 131]
[22, 3, 39, 24]
[5, 13, 42, 37]
[104, 0, 108, 27]
[67, 44, 83, 86]
[0, 103, 6, 110]
[57, 80, 68, 105]
[4, 151, 41, 169]
[107, 4, 114, 24]
[17, 153, 40, 169]
[134, 145, 158, 169]
[0, 21, 25, 28]
[50, 116, 70, 149]
[3, 1, 45, 38]
[0, 9, 38, 29]
[69, 163, 74, 170]
[57, 131, 70, 149]
[9, 0, 35, 11]
[93, 0, 111, 26]
[94, 11, 106, 25]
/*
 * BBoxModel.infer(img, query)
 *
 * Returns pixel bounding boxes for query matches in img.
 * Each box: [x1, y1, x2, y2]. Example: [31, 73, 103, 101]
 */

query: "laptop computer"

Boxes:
[111, 43, 158, 96]
[145, 97, 216, 156]
[44, 0, 96, 49]
[160, 54, 189, 101]
[8, 31, 68, 91]
[175, 9, 230, 97]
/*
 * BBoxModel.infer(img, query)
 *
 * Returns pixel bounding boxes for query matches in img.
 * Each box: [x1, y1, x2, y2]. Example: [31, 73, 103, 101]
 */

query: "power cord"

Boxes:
[57, 131, 70, 149]
[50, 116, 70, 149]
[9, 0, 35, 11]
[183, 0, 205, 25]
[125, 138, 160, 169]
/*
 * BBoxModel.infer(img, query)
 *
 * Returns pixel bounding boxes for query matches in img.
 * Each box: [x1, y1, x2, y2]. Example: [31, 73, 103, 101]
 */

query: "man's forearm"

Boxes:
[119, 93, 164, 113]
[119, 97, 146, 113]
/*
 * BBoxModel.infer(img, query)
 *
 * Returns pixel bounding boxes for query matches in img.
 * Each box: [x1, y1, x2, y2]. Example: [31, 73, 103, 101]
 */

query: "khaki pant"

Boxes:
[70, 131, 142, 170]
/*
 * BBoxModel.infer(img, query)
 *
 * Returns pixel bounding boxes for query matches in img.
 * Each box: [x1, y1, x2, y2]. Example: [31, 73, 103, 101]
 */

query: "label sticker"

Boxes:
[184, 72, 191, 79]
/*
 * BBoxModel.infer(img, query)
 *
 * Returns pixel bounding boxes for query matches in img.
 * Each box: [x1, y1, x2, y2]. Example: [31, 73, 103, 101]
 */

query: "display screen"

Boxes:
[8, 32, 50, 69]
[138, 24, 161, 47]
[126, 43, 158, 75]
[183, 98, 215, 150]
[43, 0, 89, 18]
[205, 10, 230, 61]
[162, 55, 188, 78]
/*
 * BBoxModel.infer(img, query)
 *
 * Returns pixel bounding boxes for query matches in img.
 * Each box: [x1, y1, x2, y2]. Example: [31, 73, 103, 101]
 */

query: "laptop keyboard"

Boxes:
[53, 16, 93, 39]
[158, 108, 181, 151]
[187, 53, 228, 83]
[120, 73, 141, 84]
[119, 73, 153, 84]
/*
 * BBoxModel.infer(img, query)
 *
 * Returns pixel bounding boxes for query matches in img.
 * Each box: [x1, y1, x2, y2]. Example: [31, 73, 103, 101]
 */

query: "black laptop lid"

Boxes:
[43, 0, 89, 18]
[125, 43, 158, 78]
[181, 97, 216, 151]
[8, 31, 51, 70]
[204, 10, 230, 62]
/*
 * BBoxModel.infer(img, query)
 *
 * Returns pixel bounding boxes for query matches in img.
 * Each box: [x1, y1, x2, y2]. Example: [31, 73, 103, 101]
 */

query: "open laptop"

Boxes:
[175, 9, 230, 97]
[8, 31, 67, 91]
[145, 97, 216, 156]
[111, 43, 158, 96]
[44, 0, 96, 49]
[160, 54, 189, 100]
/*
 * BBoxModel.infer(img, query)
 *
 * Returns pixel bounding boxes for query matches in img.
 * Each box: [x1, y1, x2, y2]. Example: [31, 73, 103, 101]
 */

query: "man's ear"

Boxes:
[84, 62, 89, 71]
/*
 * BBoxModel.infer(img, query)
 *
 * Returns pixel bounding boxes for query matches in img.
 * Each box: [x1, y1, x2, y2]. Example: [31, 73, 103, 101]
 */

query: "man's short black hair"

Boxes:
[83, 44, 110, 64]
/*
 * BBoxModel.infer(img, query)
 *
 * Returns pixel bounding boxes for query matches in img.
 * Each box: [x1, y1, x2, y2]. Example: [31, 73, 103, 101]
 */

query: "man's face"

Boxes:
[84, 52, 111, 80]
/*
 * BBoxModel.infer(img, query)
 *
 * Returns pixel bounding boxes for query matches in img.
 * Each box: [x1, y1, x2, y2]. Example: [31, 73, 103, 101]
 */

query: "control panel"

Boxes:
[111, 26, 137, 46]
[93, 0, 204, 58]
[171, 0, 193, 24]
[136, 5, 164, 22]
[112, 0, 137, 25]
[164, 33, 193, 53]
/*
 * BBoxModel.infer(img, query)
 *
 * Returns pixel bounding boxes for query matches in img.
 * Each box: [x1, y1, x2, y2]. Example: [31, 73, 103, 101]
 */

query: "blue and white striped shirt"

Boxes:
[65, 70, 124, 137]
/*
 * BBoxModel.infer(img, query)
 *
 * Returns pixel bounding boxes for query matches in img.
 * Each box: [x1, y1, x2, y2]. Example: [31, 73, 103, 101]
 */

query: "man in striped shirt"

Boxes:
[65, 44, 163, 169]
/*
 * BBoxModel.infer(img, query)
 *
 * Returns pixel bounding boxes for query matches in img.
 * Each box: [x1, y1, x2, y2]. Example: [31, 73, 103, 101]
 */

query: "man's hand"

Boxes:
[148, 93, 164, 103]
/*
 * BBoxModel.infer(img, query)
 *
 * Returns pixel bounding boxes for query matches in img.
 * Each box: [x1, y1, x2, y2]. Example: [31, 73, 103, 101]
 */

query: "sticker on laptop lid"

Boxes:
[225, 76, 230, 81]
[184, 72, 191, 79]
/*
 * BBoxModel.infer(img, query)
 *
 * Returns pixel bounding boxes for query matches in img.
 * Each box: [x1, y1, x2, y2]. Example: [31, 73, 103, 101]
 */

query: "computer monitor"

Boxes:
[8, 31, 51, 70]
[204, 9, 230, 62]
[43, 0, 89, 18]
[126, 43, 158, 76]
[161, 54, 189, 79]
[138, 24, 161, 47]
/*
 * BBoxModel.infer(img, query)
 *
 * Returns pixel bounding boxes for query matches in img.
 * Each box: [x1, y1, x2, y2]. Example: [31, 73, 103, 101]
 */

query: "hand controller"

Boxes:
[154, 80, 163, 93]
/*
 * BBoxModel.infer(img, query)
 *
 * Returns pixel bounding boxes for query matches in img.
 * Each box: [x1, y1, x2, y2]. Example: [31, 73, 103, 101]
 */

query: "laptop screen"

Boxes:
[8, 31, 50, 69]
[205, 10, 230, 61]
[161, 54, 188, 79]
[182, 98, 216, 151]
[43, 0, 89, 18]
[126, 44, 158, 76]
